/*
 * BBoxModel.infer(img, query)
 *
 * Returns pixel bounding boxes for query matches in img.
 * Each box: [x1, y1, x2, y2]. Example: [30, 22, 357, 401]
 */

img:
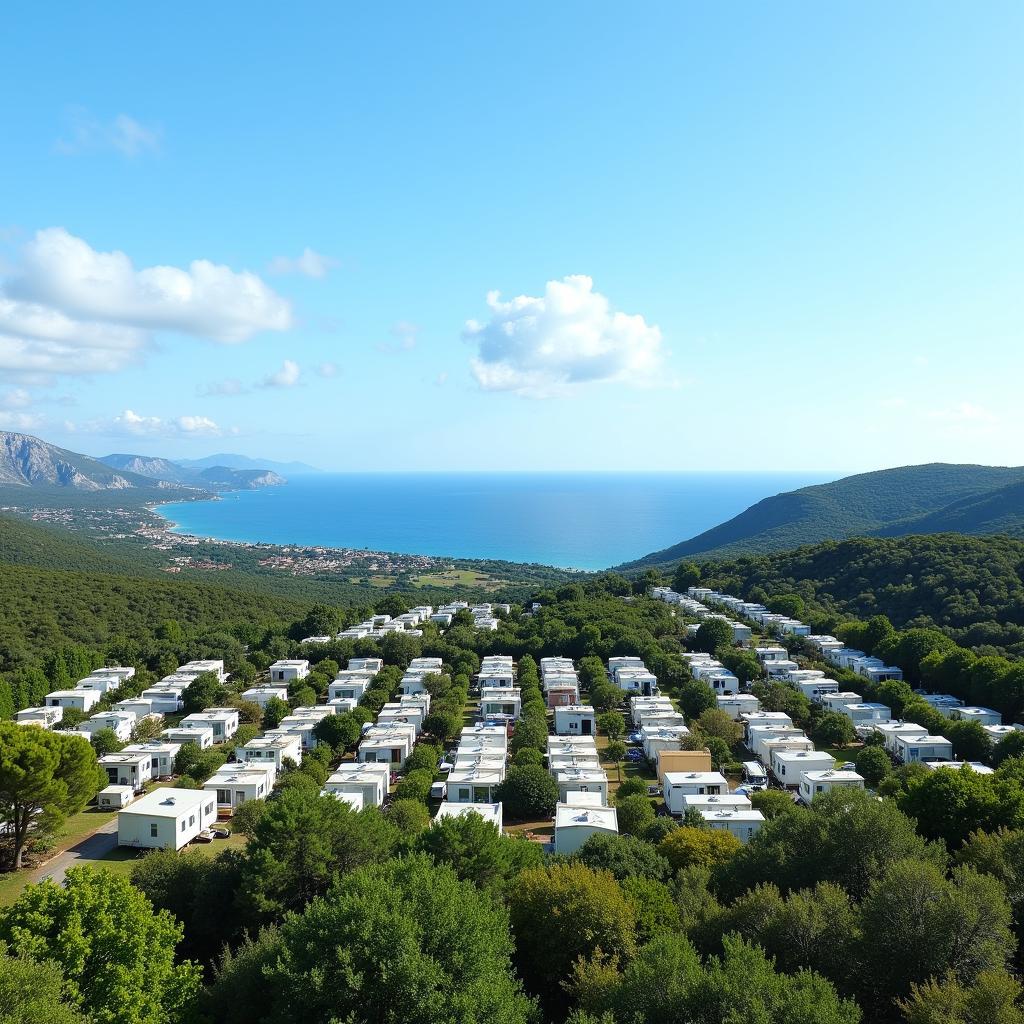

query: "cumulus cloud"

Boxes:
[56, 108, 161, 158]
[267, 248, 336, 279]
[76, 409, 226, 438]
[260, 359, 301, 388]
[0, 228, 292, 379]
[464, 275, 663, 397]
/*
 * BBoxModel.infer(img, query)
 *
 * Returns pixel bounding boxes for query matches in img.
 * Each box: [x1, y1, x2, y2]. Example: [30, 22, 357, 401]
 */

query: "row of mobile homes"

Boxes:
[630, 695, 674, 727]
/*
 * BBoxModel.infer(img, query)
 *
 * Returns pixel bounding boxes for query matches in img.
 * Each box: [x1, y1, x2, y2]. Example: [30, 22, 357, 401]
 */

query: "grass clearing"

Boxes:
[411, 569, 504, 591]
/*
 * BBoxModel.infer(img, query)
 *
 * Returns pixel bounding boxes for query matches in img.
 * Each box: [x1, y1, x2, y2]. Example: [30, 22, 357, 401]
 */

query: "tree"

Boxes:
[692, 619, 734, 655]
[174, 744, 226, 784]
[614, 776, 650, 802]
[856, 744, 892, 788]
[214, 855, 534, 1024]
[239, 789, 400, 918]
[994, 731, 1024, 767]
[715, 787, 941, 901]
[494, 765, 559, 820]
[0, 725, 102, 869]
[384, 799, 432, 834]
[0, 867, 201, 1024]
[417, 811, 543, 892]
[0, 943, 87, 1024]
[230, 699, 263, 725]
[602, 740, 627, 782]
[750, 789, 801, 819]
[311, 711, 362, 752]
[811, 711, 856, 748]
[509, 863, 636, 1012]
[393, 769, 434, 803]
[88, 727, 124, 757]
[659, 826, 741, 871]
[181, 671, 226, 714]
[403, 742, 443, 774]
[857, 859, 1014, 1012]
[770, 593, 805, 619]
[261, 696, 291, 730]
[616, 794, 656, 836]
[678, 679, 716, 719]
[572, 832, 671, 882]
[695, 708, 743, 747]
[597, 710, 626, 740]
[672, 562, 701, 593]
[899, 969, 1024, 1024]
[947, 720, 994, 764]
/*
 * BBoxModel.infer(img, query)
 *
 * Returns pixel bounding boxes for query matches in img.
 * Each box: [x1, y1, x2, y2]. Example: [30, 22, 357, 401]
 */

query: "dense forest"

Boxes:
[695, 534, 1024, 656]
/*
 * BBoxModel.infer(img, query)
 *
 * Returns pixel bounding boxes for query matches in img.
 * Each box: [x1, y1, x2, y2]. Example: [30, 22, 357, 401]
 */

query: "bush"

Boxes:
[512, 747, 544, 768]
[616, 794, 656, 836]
[495, 765, 559, 820]
[393, 769, 435, 803]
[659, 826, 741, 871]
[385, 799, 432, 834]
[404, 743, 443, 774]
[613, 777, 649, 802]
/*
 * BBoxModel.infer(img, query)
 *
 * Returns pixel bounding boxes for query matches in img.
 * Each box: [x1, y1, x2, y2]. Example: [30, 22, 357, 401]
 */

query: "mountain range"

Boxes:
[623, 463, 1024, 569]
[0, 432, 287, 495]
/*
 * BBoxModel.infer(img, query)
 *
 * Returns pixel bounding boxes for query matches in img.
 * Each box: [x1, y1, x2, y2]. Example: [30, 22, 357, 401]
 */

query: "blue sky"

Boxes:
[0, 2, 1020, 472]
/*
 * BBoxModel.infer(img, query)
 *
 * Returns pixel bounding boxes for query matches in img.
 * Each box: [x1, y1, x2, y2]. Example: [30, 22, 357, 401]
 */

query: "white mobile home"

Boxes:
[80, 711, 137, 743]
[376, 704, 425, 734]
[770, 749, 836, 787]
[554, 705, 596, 736]
[99, 751, 153, 791]
[435, 801, 503, 831]
[15, 705, 63, 728]
[118, 788, 218, 851]
[548, 752, 602, 773]
[241, 686, 290, 709]
[682, 793, 753, 813]
[642, 726, 690, 762]
[268, 660, 310, 683]
[204, 763, 274, 811]
[554, 795, 618, 854]
[875, 721, 929, 754]
[97, 785, 136, 810]
[139, 686, 185, 714]
[348, 657, 384, 674]
[841, 702, 892, 724]
[46, 689, 101, 713]
[717, 694, 760, 720]
[179, 708, 239, 743]
[741, 711, 793, 738]
[121, 741, 181, 778]
[236, 734, 302, 773]
[820, 692, 864, 714]
[555, 767, 609, 804]
[895, 733, 954, 764]
[178, 660, 227, 682]
[663, 771, 728, 815]
[700, 808, 765, 842]
[161, 726, 214, 749]
[323, 762, 391, 807]
[480, 687, 522, 722]
[460, 724, 509, 753]
[446, 767, 504, 803]
[798, 769, 865, 804]
[357, 725, 416, 767]
[950, 706, 1002, 727]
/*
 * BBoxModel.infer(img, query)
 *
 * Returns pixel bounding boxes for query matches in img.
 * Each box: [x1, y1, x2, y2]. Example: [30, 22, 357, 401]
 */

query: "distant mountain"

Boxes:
[621, 463, 1024, 569]
[0, 433, 180, 492]
[177, 453, 319, 475]
[99, 454, 286, 490]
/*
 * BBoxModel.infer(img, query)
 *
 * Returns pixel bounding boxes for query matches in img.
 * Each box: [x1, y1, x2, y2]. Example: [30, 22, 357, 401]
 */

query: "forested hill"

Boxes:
[698, 533, 1024, 655]
[622, 463, 1024, 567]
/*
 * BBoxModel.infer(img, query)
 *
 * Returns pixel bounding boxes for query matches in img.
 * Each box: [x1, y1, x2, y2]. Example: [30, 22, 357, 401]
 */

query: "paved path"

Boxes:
[31, 819, 119, 886]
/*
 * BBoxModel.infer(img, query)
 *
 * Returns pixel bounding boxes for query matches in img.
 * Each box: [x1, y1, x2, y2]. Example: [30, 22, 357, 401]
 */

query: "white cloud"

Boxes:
[0, 410, 44, 431]
[0, 228, 292, 379]
[465, 275, 663, 397]
[267, 248, 336, 279]
[0, 388, 32, 410]
[76, 408, 226, 438]
[317, 361, 338, 378]
[434, 371, 449, 387]
[56, 108, 161, 158]
[260, 359, 301, 388]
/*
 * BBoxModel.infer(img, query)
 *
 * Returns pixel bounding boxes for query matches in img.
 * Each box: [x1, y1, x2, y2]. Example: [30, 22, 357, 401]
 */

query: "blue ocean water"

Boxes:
[156, 472, 835, 570]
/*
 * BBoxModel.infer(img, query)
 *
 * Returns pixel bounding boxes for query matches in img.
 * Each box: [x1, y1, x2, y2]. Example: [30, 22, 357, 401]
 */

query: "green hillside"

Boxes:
[622, 463, 1024, 568]
[698, 533, 1024, 655]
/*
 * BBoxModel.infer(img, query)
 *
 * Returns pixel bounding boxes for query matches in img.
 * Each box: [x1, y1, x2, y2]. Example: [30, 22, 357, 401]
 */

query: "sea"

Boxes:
[155, 471, 835, 571]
